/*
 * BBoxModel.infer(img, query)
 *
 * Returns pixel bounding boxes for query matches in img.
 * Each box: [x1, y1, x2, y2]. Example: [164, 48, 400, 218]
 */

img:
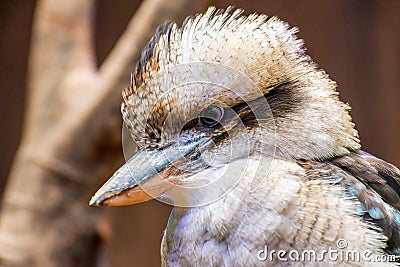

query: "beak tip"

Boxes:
[89, 190, 110, 207]
[89, 179, 124, 207]
[88, 196, 102, 207]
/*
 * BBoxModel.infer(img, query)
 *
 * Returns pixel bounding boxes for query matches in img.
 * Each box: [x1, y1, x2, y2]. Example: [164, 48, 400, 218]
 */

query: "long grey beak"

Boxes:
[89, 135, 210, 206]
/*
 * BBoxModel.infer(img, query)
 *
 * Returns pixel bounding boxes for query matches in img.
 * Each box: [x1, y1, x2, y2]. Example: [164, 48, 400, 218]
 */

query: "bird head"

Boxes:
[89, 7, 360, 207]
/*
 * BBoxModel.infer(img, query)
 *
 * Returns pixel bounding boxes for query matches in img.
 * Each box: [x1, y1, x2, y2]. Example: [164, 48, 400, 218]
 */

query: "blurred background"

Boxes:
[1, 0, 399, 266]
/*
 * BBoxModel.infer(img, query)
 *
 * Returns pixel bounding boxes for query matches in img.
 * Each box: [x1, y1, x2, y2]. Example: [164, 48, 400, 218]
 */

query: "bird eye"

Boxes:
[198, 104, 224, 128]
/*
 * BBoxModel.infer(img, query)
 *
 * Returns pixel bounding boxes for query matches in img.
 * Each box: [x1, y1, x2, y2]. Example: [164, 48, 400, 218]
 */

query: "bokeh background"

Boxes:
[1, 0, 399, 266]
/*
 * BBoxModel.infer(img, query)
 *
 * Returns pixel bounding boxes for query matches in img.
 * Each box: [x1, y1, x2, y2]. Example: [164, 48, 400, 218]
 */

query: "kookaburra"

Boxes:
[90, 7, 400, 266]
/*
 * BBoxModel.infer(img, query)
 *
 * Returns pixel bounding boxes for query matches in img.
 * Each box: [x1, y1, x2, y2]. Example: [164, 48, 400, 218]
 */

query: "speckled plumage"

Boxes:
[91, 7, 400, 266]
[162, 158, 395, 266]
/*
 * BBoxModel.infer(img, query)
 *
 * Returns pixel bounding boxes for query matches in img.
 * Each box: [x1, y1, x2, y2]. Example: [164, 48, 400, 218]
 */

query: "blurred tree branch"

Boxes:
[0, 0, 208, 266]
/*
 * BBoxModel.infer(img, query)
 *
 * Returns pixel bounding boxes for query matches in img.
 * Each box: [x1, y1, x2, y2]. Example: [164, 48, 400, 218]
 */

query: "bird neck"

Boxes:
[162, 158, 387, 266]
